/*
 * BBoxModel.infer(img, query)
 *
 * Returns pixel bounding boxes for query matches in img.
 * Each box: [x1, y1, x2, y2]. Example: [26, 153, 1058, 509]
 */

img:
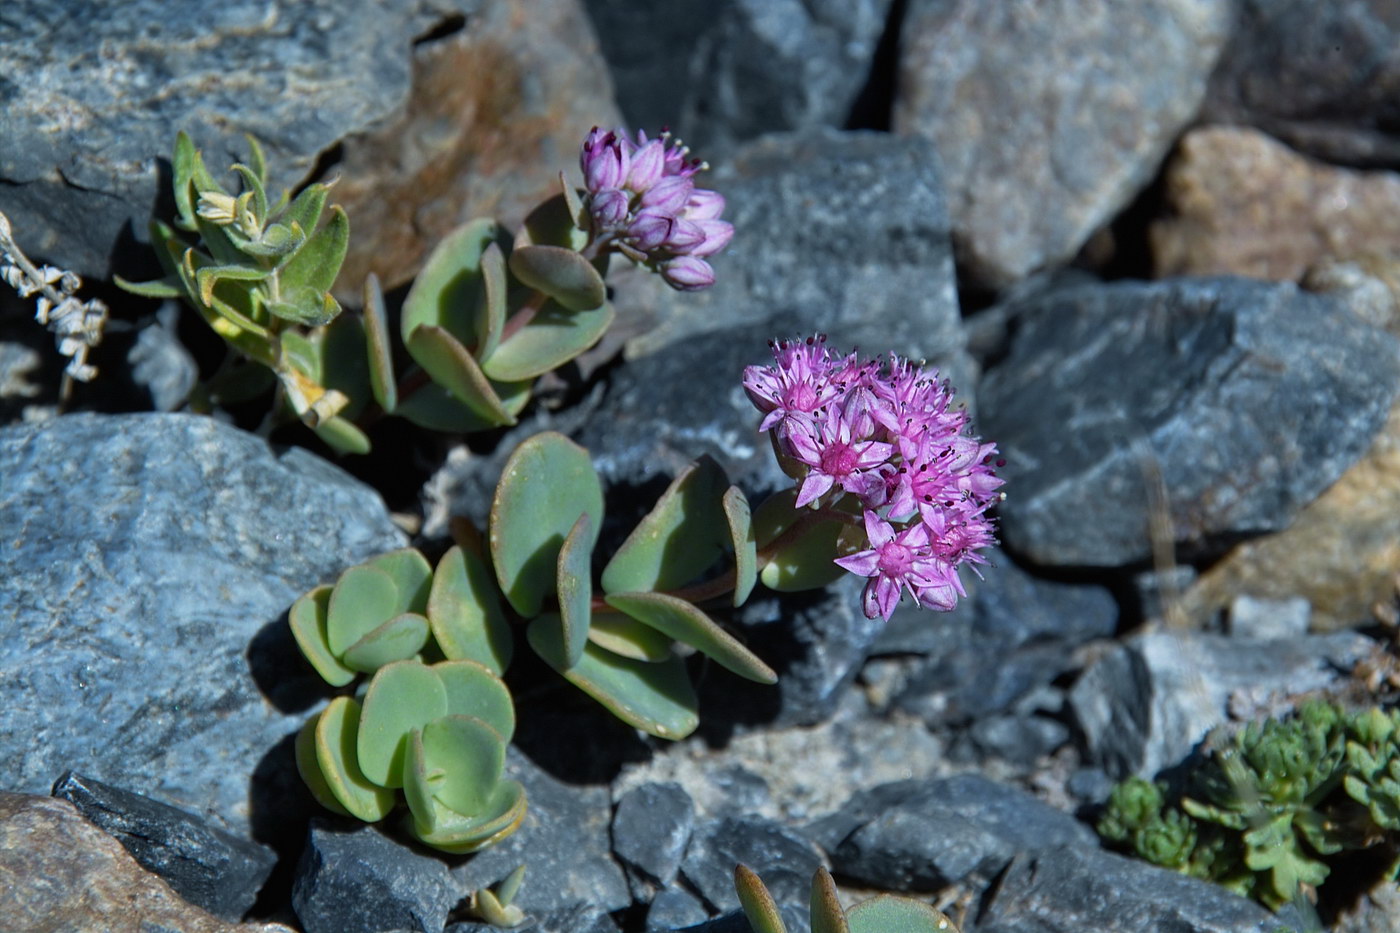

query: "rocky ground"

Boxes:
[4, 1, 1400, 932]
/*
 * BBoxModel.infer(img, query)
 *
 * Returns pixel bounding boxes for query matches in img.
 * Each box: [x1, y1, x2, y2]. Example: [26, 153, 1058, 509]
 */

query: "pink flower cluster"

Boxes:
[580, 127, 734, 290]
[744, 335, 1004, 621]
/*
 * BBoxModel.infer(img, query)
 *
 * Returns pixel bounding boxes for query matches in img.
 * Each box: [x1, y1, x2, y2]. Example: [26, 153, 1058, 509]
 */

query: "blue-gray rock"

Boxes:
[647, 886, 710, 931]
[583, 0, 895, 154]
[679, 816, 824, 923]
[809, 774, 1096, 891]
[292, 818, 460, 933]
[1227, 594, 1311, 640]
[894, 0, 1231, 287]
[448, 904, 621, 933]
[127, 304, 199, 412]
[611, 782, 696, 898]
[51, 770, 276, 921]
[0, 412, 405, 835]
[1202, 0, 1400, 168]
[970, 845, 1287, 933]
[679, 905, 807, 933]
[967, 714, 1070, 766]
[1069, 628, 1375, 780]
[452, 748, 630, 915]
[980, 277, 1400, 567]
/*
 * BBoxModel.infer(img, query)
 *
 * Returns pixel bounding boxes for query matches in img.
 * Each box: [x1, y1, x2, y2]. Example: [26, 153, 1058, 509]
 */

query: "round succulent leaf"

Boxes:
[289, 585, 355, 687]
[314, 696, 397, 821]
[507, 245, 606, 312]
[402, 729, 438, 832]
[479, 300, 614, 382]
[734, 865, 787, 933]
[342, 612, 431, 673]
[328, 565, 401, 655]
[394, 376, 532, 433]
[527, 614, 698, 739]
[433, 660, 515, 742]
[515, 193, 589, 252]
[605, 591, 776, 684]
[410, 779, 527, 854]
[755, 487, 848, 592]
[357, 660, 448, 788]
[312, 415, 372, 455]
[366, 548, 434, 616]
[401, 218, 509, 349]
[428, 546, 513, 674]
[723, 486, 758, 606]
[362, 273, 397, 412]
[406, 324, 517, 426]
[557, 512, 594, 669]
[420, 714, 508, 816]
[587, 612, 674, 662]
[489, 432, 603, 617]
[845, 896, 957, 933]
[295, 714, 351, 817]
[811, 868, 852, 933]
[600, 456, 729, 595]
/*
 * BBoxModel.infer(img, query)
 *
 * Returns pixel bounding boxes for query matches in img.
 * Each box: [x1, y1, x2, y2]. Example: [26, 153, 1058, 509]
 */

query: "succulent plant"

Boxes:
[1098, 699, 1400, 911]
[466, 865, 527, 928]
[735, 864, 959, 933]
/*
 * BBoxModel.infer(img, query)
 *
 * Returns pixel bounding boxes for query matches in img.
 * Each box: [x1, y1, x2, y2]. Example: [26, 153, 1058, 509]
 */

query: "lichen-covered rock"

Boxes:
[0, 412, 405, 834]
[895, 0, 1230, 287]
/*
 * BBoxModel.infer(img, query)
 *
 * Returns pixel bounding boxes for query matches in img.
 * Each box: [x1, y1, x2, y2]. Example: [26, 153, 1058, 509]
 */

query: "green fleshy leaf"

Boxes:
[527, 615, 697, 740]
[480, 300, 614, 382]
[605, 591, 776, 684]
[516, 193, 590, 252]
[195, 262, 270, 308]
[587, 612, 673, 662]
[239, 222, 304, 259]
[433, 659, 515, 742]
[114, 274, 185, 299]
[557, 512, 594, 669]
[497, 863, 526, 907]
[342, 613, 431, 673]
[366, 548, 434, 616]
[427, 546, 513, 674]
[244, 134, 268, 186]
[194, 214, 246, 266]
[288, 585, 355, 687]
[560, 175, 586, 230]
[723, 486, 757, 606]
[327, 565, 400, 655]
[313, 416, 371, 455]
[734, 865, 787, 933]
[402, 730, 438, 832]
[394, 377, 532, 433]
[313, 696, 396, 820]
[600, 456, 729, 595]
[508, 244, 606, 312]
[406, 324, 517, 426]
[172, 131, 202, 230]
[362, 273, 397, 412]
[295, 714, 350, 817]
[419, 714, 508, 816]
[408, 778, 527, 853]
[401, 218, 510, 351]
[475, 241, 508, 362]
[489, 432, 603, 617]
[279, 205, 348, 298]
[357, 660, 449, 788]
[845, 896, 956, 933]
[811, 868, 852, 933]
[754, 488, 849, 592]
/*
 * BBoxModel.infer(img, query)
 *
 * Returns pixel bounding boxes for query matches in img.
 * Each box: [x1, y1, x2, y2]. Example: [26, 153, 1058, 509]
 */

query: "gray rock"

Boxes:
[980, 277, 1400, 567]
[1202, 0, 1400, 168]
[582, 0, 894, 154]
[968, 715, 1070, 766]
[809, 774, 1096, 892]
[679, 816, 824, 922]
[647, 887, 710, 931]
[1227, 594, 1311, 640]
[894, 0, 1231, 287]
[127, 304, 198, 412]
[51, 771, 276, 921]
[291, 818, 460, 933]
[680, 906, 807, 933]
[611, 782, 695, 898]
[452, 748, 630, 915]
[0, 412, 405, 834]
[1069, 629, 1374, 779]
[970, 845, 1287, 933]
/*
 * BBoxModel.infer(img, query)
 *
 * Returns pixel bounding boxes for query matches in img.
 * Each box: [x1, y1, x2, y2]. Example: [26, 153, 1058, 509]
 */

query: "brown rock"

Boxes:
[0, 792, 291, 933]
[332, 0, 622, 295]
[1152, 126, 1400, 280]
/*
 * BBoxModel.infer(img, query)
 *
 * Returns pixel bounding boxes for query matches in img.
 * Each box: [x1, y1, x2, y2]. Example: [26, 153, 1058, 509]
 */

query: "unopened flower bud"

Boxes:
[626, 139, 666, 192]
[589, 188, 630, 230]
[689, 219, 734, 258]
[664, 218, 707, 253]
[639, 176, 693, 214]
[627, 210, 674, 251]
[661, 256, 715, 290]
[582, 128, 630, 192]
[683, 188, 726, 221]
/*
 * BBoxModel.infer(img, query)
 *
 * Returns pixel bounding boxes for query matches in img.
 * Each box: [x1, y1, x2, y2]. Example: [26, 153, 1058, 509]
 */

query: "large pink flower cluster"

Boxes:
[744, 335, 1004, 620]
[580, 127, 734, 290]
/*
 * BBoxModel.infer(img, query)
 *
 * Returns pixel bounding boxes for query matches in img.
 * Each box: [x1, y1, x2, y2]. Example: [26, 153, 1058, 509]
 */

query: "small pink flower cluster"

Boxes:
[580, 127, 734, 290]
[744, 335, 1004, 620]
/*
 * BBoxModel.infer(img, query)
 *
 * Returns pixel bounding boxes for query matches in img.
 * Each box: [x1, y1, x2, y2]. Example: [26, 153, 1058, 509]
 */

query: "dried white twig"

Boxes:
[0, 209, 109, 399]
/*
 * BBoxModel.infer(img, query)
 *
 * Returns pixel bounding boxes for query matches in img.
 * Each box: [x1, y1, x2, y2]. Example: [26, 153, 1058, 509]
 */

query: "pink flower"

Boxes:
[835, 511, 963, 620]
[786, 406, 893, 508]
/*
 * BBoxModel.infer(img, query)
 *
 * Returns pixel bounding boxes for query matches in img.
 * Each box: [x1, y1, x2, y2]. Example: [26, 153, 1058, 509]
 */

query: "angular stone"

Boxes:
[452, 748, 630, 915]
[51, 771, 276, 921]
[980, 277, 1400, 567]
[292, 818, 460, 933]
[810, 774, 1096, 892]
[611, 782, 695, 896]
[0, 413, 406, 833]
[894, 0, 1230, 287]
[448, 905, 620, 933]
[680, 906, 807, 933]
[647, 886, 709, 931]
[0, 791, 291, 933]
[680, 816, 824, 922]
[1201, 0, 1400, 168]
[1069, 629, 1374, 779]
[583, 0, 895, 154]
[1151, 126, 1400, 281]
[975, 845, 1285, 933]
